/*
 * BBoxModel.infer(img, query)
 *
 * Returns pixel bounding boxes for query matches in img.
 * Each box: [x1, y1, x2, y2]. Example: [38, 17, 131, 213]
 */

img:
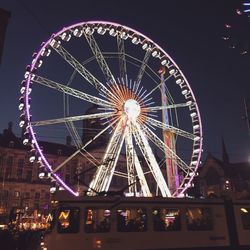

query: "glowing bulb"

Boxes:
[241, 208, 248, 213]
[124, 99, 141, 120]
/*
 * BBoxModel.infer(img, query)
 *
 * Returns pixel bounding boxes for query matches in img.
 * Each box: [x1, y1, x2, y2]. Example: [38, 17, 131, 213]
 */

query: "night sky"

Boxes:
[0, 0, 249, 163]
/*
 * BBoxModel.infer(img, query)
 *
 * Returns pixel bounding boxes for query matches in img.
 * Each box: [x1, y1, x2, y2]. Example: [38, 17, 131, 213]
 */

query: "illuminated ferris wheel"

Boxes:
[19, 21, 202, 198]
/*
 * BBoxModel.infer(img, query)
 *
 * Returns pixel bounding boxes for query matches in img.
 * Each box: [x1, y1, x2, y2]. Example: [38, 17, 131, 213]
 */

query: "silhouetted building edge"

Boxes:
[0, 8, 11, 65]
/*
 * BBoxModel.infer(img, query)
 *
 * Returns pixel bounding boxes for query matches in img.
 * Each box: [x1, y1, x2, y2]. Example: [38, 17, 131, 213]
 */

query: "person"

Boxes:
[117, 212, 126, 231]
[100, 217, 110, 232]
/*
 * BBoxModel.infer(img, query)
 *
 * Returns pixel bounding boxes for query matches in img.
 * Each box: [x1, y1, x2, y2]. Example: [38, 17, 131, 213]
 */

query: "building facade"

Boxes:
[0, 122, 152, 217]
[0, 123, 53, 216]
[198, 153, 250, 199]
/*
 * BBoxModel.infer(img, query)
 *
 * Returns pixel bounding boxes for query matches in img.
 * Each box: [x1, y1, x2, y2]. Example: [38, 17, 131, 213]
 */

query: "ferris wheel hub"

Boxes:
[124, 99, 141, 120]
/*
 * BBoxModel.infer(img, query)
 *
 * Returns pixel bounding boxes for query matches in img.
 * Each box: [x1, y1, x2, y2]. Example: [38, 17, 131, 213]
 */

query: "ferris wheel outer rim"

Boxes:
[24, 20, 203, 197]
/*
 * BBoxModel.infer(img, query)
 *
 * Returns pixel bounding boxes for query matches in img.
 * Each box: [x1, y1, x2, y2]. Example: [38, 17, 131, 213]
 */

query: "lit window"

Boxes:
[85, 208, 111, 233]
[14, 191, 20, 198]
[240, 207, 250, 230]
[57, 207, 80, 233]
[46, 210, 56, 231]
[117, 208, 147, 232]
[152, 208, 181, 231]
[186, 207, 213, 231]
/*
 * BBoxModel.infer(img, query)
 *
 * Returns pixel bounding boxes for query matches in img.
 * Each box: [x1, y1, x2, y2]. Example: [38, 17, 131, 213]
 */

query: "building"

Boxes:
[0, 122, 52, 216]
[0, 121, 147, 217]
[197, 140, 250, 199]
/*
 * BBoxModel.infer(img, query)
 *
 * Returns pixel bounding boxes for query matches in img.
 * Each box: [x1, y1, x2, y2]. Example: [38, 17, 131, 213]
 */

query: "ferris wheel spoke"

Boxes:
[124, 125, 136, 193]
[52, 117, 119, 174]
[50, 43, 118, 101]
[117, 35, 127, 80]
[114, 170, 129, 178]
[135, 49, 151, 92]
[60, 82, 82, 150]
[65, 120, 83, 149]
[32, 74, 113, 108]
[132, 121, 171, 197]
[88, 118, 127, 195]
[79, 148, 100, 167]
[144, 102, 191, 112]
[140, 74, 173, 103]
[141, 124, 190, 174]
[84, 33, 116, 84]
[124, 125, 151, 196]
[145, 116, 196, 140]
[31, 112, 114, 127]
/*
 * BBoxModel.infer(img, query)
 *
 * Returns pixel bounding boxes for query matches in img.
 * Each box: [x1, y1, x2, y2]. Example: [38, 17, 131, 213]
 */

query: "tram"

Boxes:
[41, 192, 250, 250]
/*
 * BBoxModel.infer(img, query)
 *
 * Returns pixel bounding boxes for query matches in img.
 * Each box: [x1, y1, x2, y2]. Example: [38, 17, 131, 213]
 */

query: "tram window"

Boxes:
[240, 207, 250, 230]
[117, 208, 147, 232]
[152, 208, 181, 231]
[46, 210, 56, 231]
[57, 207, 80, 233]
[186, 207, 213, 231]
[84, 208, 111, 233]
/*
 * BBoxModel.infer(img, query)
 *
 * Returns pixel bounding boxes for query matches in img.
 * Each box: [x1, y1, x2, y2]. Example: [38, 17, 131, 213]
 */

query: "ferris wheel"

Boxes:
[19, 21, 202, 198]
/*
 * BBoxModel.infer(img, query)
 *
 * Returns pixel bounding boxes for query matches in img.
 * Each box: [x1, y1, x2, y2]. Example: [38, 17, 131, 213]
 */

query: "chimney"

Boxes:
[8, 121, 13, 132]
[222, 137, 229, 164]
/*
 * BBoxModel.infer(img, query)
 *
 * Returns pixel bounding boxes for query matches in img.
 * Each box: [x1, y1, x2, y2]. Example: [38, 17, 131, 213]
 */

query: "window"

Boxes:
[24, 192, 30, 199]
[7, 156, 13, 166]
[5, 156, 13, 179]
[14, 191, 20, 198]
[17, 159, 24, 179]
[26, 164, 33, 181]
[117, 208, 147, 232]
[85, 208, 111, 233]
[57, 207, 80, 233]
[186, 207, 213, 231]
[152, 208, 181, 231]
[47, 210, 56, 231]
[5, 166, 12, 179]
[240, 207, 250, 230]
[9, 141, 14, 148]
[45, 192, 50, 199]
[2, 190, 8, 198]
[35, 192, 40, 200]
